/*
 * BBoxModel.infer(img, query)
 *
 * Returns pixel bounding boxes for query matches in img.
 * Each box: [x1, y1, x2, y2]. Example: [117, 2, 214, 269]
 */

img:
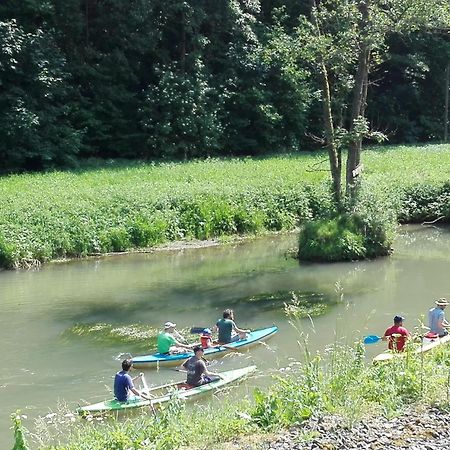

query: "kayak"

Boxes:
[132, 325, 278, 368]
[77, 365, 257, 414]
[373, 333, 450, 363]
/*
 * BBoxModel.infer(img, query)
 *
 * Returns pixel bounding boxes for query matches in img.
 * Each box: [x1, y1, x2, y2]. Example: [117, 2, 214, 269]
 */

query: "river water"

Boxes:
[1, 225, 449, 448]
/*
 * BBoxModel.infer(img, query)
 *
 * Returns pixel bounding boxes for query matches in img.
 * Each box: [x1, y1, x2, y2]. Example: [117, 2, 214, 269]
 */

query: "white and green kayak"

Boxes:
[77, 365, 256, 414]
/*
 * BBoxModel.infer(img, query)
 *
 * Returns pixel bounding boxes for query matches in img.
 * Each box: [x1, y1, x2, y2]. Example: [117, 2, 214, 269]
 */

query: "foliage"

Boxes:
[0, 145, 449, 268]
[298, 214, 368, 262]
[11, 413, 30, 450]
[250, 339, 450, 429]
[0, 1, 449, 171]
[62, 323, 159, 352]
[35, 398, 254, 450]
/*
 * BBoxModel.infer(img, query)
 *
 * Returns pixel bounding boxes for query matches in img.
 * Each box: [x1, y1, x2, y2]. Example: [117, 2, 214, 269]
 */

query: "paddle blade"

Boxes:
[190, 327, 207, 334]
[363, 335, 382, 345]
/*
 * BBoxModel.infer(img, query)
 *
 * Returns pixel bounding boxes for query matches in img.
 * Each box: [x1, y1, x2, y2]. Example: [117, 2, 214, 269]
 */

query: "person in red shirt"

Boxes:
[383, 315, 410, 352]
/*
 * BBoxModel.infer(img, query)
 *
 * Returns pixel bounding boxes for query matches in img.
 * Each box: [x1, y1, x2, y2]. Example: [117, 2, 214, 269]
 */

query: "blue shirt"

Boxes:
[429, 307, 445, 335]
[114, 370, 134, 402]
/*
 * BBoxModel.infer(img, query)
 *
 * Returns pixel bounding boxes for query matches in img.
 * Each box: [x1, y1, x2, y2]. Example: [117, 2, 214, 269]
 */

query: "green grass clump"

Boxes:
[63, 323, 159, 352]
[250, 340, 450, 429]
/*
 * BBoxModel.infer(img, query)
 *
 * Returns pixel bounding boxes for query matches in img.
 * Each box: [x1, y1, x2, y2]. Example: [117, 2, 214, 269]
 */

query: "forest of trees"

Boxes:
[0, 0, 449, 173]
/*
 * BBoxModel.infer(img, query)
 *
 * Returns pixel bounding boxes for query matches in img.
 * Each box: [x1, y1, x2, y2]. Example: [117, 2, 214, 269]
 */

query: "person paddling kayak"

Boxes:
[114, 359, 150, 402]
[181, 345, 221, 387]
[157, 321, 193, 354]
[215, 309, 250, 344]
[382, 315, 410, 352]
[428, 298, 450, 337]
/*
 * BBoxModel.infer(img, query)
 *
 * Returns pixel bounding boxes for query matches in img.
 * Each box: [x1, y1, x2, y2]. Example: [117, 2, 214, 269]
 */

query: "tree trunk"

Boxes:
[346, 0, 370, 200]
[444, 61, 449, 142]
[310, 0, 342, 206]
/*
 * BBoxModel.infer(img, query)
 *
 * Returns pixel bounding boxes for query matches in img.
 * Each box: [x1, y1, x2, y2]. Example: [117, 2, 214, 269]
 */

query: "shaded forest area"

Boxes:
[0, 0, 449, 172]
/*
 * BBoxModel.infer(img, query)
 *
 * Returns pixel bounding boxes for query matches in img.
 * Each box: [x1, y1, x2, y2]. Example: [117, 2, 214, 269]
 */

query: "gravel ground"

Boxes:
[260, 407, 450, 450]
[210, 407, 450, 450]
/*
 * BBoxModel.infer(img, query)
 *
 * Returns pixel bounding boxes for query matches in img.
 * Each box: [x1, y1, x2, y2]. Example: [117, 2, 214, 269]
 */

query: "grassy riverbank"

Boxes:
[23, 335, 450, 449]
[1, 143, 450, 269]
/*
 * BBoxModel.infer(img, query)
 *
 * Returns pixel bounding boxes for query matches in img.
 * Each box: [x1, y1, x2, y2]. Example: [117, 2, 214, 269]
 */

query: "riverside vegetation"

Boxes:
[14, 330, 450, 449]
[1, 144, 450, 269]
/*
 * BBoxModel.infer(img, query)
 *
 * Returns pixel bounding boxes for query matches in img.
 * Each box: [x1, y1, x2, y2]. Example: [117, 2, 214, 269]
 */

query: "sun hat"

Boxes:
[164, 321, 177, 329]
[202, 328, 212, 335]
[435, 298, 449, 306]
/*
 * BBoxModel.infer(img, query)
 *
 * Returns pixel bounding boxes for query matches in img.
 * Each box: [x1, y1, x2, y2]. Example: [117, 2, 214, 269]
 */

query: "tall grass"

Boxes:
[1, 144, 449, 268]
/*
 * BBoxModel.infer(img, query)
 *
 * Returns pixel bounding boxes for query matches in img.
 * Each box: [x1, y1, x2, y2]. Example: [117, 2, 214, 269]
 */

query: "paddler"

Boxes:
[428, 298, 450, 337]
[181, 345, 221, 387]
[382, 315, 410, 352]
[157, 321, 193, 354]
[114, 359, 150, 401]
[215, 309, 250, 344]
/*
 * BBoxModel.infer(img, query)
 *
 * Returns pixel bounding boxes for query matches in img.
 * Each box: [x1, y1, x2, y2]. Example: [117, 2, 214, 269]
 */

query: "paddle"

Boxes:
[140, 373, 157, 415]
[363, 335, 383, 344]
[190, 327, 208, 334]
[364, 333, 404, 345]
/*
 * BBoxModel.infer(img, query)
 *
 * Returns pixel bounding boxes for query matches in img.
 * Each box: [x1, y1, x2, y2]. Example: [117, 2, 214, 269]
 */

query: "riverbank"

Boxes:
[1, 144, 449, 269]
[214, 406, 450, 449]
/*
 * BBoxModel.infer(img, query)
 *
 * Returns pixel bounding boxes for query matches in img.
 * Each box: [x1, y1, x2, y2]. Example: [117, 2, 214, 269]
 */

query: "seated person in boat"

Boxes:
[215, 309, 250, 344]
[200, 328, 214, 349]
[114, 359, 150, 401]
[382, 315, 410, 352]
[182, 345, 221, 387]
[428, 298, 450, 337]
[157, 321, 193, 354]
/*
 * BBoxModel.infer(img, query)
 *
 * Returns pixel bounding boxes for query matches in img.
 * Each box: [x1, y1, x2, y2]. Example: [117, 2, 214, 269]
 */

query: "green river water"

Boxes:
[0, 225, 449, 449]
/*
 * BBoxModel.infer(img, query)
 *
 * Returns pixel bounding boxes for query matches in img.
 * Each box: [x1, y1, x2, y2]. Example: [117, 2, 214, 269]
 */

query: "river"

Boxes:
[1, 225, 449, 448]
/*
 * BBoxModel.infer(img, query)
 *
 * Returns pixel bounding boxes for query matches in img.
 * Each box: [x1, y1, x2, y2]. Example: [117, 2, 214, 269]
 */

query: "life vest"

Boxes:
[200, 334, 211, 349]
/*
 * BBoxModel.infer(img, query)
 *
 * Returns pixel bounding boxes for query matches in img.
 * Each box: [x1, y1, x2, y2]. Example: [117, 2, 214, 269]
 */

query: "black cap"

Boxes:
[393, 315, 405, 323]
[193, 345, 204, 353]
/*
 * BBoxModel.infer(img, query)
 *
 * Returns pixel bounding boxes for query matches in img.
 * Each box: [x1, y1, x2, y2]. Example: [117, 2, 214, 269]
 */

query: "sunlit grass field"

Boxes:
[0, 143, 449, 268]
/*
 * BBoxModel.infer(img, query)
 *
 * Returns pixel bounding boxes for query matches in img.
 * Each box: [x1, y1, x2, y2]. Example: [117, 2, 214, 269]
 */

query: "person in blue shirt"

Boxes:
[428, 298, 450, 337]
[114, 359, 150, 402]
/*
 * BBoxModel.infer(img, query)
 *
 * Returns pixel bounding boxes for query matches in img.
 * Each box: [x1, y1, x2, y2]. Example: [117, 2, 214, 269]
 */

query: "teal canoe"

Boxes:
[131, 325, 278, 368]
[77, 365, 257, 414]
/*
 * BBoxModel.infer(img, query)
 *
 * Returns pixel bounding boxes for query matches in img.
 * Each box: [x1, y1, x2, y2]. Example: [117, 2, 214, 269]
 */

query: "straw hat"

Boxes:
[435, 298, 449, 306]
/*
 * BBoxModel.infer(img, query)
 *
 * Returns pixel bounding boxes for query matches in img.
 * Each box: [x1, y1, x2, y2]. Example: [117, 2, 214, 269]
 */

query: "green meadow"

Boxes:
[1, 144, 449, 269]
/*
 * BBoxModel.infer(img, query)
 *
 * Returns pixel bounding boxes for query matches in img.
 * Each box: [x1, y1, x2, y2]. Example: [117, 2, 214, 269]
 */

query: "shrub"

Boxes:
[298, 214, 367, 262]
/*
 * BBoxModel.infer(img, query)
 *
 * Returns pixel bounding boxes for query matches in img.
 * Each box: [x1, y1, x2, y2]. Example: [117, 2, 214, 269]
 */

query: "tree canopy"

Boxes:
[0, 0, 449, 173]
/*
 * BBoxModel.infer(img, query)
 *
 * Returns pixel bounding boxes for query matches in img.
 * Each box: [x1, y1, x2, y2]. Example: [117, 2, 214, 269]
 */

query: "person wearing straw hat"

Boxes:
[428, 298, 450, 337]
[157, 321, 193, 354]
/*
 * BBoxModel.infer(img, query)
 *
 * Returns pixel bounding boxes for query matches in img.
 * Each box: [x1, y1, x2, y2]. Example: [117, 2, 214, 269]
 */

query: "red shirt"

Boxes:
[200, 335, 212, 349]
[384, 325, 409, 352]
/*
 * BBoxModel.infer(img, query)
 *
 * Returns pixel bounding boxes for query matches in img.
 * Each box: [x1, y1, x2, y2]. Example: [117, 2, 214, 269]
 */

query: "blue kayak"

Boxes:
[132, 325, 278, 368]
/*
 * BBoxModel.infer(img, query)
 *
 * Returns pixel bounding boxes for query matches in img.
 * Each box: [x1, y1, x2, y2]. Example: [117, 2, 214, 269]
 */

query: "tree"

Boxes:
[269, 0, 450, 206]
